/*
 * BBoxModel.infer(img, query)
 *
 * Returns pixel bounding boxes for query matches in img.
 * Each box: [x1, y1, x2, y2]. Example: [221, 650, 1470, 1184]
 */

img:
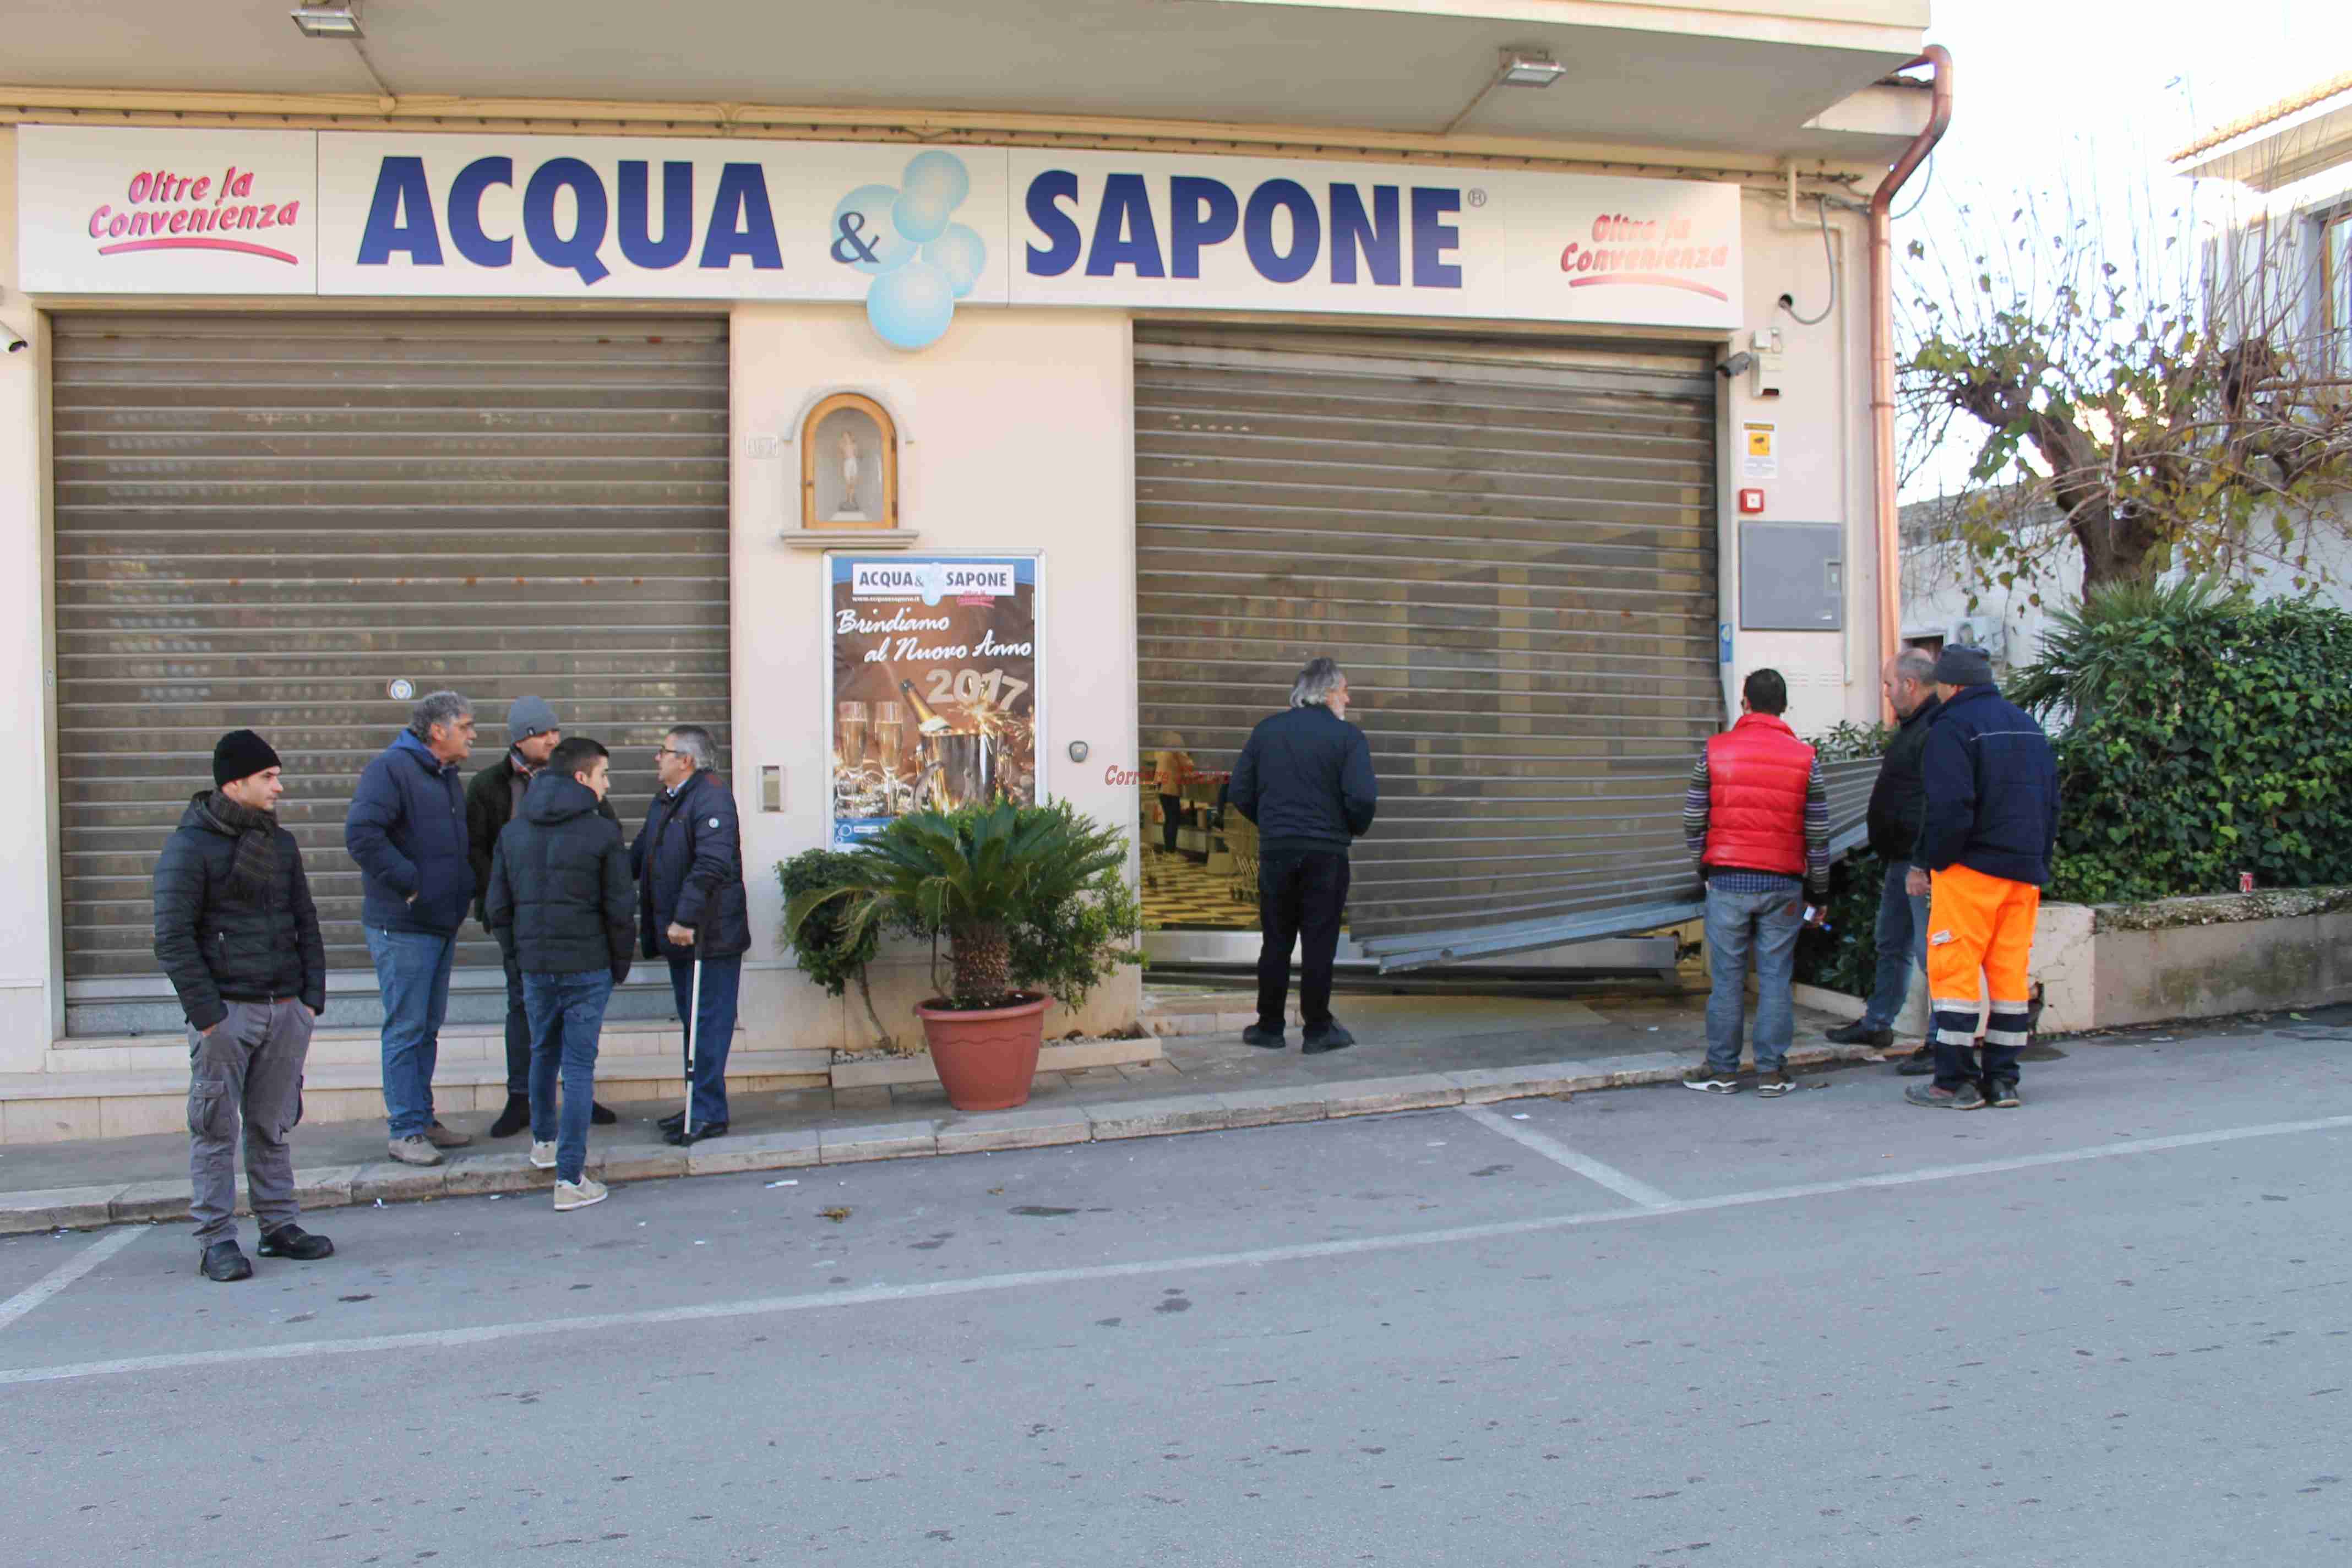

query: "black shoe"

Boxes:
[663, 1121, 728, 1147]
[658, 1109, 687, 1133]
[1302, 1023, 1355, 1055]
[198, 1240, 253, 1282]
[1987, 1081, 2022, 1109]
[257, 1224, 335, 1261]
[591, 1101, 618, 1126]
[487, 1093, 531, 1139]
[1241, 1025, 1286, 1049]
[1904, 1081, 1985, 1110]
[1894, 1044, 1935, 1076]
[1826, 1020, 1893, 1047]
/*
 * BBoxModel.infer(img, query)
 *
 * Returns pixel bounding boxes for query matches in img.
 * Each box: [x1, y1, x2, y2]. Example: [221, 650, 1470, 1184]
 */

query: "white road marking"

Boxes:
[0, 1226, 148, 1336]
[4, 1112, 2349, 1387]
[1456, 1104, 1675, 1208]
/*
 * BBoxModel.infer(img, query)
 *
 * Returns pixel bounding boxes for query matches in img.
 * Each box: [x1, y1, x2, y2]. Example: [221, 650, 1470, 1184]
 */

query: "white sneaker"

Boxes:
[386, 1134, 444, 1167]
[553, 1175, 608, 1212]
[529, 1140, 558, 1170]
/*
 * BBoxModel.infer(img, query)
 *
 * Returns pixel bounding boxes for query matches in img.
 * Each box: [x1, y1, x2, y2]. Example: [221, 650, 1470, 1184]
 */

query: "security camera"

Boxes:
[1716, 351, 1755, 378]
[4, 335, 25, 355]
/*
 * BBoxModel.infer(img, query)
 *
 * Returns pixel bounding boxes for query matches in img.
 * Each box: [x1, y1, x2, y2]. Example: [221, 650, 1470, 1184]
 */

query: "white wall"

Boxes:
[1718, 193, 1881, 739]
[0, 127, 61, 1069]
[727, 303, 1141, 1050]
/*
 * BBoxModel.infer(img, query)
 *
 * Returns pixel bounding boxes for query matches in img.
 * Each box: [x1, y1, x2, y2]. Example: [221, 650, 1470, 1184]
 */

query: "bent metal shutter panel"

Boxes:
[51, 313, 729, 1017]
[1135, 325, 1726, 956]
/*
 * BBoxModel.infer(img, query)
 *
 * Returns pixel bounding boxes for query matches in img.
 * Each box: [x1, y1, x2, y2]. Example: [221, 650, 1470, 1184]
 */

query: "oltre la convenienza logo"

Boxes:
[84, 162, 303, 265]
[829, 151, 987, 351]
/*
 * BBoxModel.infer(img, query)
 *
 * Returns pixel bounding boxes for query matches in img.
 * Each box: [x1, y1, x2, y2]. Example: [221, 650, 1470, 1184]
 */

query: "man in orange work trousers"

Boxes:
[1904, 645, 2059, 1110]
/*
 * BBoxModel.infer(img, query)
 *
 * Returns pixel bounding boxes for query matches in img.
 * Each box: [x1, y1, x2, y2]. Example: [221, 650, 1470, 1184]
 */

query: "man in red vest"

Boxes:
[1681, 669, 1830, 1097]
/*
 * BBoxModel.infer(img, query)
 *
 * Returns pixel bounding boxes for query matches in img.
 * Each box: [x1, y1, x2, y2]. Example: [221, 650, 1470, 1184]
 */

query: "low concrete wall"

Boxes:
[2037, 888, 2352, 1033]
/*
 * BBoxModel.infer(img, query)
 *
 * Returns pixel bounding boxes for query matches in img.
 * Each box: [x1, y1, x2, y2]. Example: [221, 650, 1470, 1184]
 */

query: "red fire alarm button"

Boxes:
[1737, 488, 1766, 514]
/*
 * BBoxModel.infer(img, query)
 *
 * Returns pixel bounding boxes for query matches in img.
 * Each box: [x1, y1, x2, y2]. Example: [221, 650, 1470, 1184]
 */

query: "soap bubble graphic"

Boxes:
[923, 224, 988, 300]
[830, 183, 914, 276]
[867, 260, 958, 351]
[835, 151, 984, 350]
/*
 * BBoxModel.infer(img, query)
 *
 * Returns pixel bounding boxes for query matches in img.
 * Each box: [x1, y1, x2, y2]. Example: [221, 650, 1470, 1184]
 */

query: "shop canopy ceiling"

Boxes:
[0, 1, 1928, 166]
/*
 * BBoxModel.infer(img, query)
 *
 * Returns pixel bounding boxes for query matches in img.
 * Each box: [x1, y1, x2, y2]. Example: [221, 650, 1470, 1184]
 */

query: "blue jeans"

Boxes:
[367, 926, 456, 1139]
[668, 952, 741, 1128]
[502, 948, 558, 1098]
[1704, 883, 1804, 1072]
[1861, 861, 1931, 1030]
[522, 970, 614, 1183]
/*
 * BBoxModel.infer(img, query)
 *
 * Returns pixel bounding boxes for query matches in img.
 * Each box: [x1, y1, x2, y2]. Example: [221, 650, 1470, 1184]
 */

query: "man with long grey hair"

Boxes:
[1227, 656, 1378, 1053]
[346, 689, 478, 1166]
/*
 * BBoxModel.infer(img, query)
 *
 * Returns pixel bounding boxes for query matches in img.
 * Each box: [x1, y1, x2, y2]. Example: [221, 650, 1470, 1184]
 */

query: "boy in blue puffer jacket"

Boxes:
[345, 690, 479, 1166]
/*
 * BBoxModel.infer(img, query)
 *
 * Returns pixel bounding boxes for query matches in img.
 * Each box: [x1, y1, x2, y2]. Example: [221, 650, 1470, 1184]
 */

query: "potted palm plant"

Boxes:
[784, 799, 1144, 1110]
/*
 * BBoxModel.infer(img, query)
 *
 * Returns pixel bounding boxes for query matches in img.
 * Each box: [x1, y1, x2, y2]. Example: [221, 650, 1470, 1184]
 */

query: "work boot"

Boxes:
[1826, 1020, 1893, 1047]
[1242, 1024, 1286, 1049]
[198, 1240, 253, 1282]
[423, 1121, 472, 1150]
[488, 1094, 531, 1139]
[553, 1175, 609, 1212]
[1302, 1022, 1355, 1055]
[591, 1102, 618, 1126]
[1894, 1044, 1935, 1076]
[387, 1134, 444, 1166]
[257, 1224, 335, 1261]
[1986, 1081, 2023, 1109]
[1904, 1082, 1985, 1110]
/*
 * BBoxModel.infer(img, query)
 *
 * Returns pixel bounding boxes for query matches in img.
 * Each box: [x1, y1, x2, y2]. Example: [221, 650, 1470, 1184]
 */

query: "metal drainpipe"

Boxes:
[1870, 43, 1953, 716]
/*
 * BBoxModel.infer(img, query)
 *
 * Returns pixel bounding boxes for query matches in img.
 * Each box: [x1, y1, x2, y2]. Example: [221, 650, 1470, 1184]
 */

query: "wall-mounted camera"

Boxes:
[4, 335, 27, 355]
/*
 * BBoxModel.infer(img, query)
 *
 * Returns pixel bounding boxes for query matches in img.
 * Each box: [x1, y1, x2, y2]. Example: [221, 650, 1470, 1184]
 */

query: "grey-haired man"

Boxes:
[467, 695, 619, 1139]
[1227, 657, 1379, 1054]
[346, 690, 478, 1166]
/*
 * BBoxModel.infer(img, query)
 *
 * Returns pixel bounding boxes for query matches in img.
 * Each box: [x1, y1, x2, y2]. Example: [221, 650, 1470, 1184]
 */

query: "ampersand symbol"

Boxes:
[830, 210, 881, 265]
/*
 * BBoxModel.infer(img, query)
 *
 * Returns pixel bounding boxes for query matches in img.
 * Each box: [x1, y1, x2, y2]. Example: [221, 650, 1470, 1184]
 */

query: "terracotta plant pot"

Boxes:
[915, 992, 1050, 1111]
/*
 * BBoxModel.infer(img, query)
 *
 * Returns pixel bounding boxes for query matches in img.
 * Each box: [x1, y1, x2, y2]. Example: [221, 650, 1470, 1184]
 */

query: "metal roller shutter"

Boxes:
[1135, 324, 1726, 959]
[52, 313, 729, 1032]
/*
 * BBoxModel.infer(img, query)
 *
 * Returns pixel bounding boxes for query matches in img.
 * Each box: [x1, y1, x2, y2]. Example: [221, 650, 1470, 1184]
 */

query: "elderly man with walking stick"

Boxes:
[632, 725, 750, 1146]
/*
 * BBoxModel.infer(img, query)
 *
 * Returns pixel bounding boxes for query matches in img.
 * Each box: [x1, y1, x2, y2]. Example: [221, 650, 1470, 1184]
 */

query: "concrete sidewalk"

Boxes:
[0, 986, 1879, 1235]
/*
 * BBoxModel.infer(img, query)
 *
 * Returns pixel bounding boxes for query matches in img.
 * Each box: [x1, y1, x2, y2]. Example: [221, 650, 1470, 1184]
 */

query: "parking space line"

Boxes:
[0, 1225, 148, 1336]
[1455, 1104, 1674, 1208]
[3, 1112, 2348, 1389]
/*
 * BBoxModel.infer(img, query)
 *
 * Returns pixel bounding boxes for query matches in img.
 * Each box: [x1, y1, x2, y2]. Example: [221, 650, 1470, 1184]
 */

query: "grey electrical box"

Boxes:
[1739, 521, 1844, 630]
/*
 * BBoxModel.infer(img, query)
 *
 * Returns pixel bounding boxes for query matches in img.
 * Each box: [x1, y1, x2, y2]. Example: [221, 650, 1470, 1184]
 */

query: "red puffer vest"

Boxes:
[1702, 712, 1815, 876]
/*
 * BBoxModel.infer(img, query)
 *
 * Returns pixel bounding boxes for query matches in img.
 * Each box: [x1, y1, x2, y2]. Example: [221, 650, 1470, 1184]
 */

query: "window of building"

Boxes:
[2324, 209, 2352, 379]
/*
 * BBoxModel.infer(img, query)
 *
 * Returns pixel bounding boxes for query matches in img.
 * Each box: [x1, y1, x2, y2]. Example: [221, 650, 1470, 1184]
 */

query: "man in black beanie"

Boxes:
[153, 730, 333, 1282]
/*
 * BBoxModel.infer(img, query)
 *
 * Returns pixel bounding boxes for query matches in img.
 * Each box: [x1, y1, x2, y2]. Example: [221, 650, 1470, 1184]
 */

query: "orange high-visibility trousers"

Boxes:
[1925, 862, 2039, 1082]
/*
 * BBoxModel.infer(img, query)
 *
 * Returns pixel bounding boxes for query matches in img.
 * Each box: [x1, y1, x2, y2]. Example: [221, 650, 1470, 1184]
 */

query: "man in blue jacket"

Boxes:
[345, 690, 478, 1166]
[633, 725, 750, 1145]
[1228, 657, 1378, 1054]
[1905, 645, 2060, 1111]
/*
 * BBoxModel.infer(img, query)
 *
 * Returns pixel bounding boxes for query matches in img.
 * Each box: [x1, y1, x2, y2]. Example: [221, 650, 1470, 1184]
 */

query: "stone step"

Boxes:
[41, 1023, 706, 1077]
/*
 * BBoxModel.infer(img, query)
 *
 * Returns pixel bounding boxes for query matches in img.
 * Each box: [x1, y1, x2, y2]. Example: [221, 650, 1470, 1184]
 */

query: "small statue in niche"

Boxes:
[832, 428, 866, 522]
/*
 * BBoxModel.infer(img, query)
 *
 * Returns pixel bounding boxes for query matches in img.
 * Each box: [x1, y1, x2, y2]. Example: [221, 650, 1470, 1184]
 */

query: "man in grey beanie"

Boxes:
[467, 696, 619, 1137]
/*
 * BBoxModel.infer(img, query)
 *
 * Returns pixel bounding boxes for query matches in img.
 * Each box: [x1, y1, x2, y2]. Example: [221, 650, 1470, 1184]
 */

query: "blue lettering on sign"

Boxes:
[618, 161, 694, 269]
[356, 156, 444, 266]
[1021, 170, 1462, 289]
[354, 154, 783, 282]
[1086, 173, 1164, 278]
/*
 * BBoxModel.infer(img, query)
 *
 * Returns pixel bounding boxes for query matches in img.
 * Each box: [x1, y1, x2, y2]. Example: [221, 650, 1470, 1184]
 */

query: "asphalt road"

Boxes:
[4, 1025, 2349, 1566]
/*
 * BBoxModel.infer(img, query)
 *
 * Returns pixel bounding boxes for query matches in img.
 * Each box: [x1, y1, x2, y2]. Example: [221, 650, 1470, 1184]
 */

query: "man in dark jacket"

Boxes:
[153, 731, 334, 1283]
[345, 690, 478, 1166]
[632, 725, 750, 1145]
[1828, 647, 1943, 1070]
[1905, 645, 2060, 1111]
[467, 695, 619, 1139]
[487, 737, 634, 1212]
[1227, 657, 1378, 1054]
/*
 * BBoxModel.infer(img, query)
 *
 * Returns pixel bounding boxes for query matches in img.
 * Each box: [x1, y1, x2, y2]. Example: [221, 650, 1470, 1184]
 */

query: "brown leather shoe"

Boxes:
[423, 1121, 473, 1149]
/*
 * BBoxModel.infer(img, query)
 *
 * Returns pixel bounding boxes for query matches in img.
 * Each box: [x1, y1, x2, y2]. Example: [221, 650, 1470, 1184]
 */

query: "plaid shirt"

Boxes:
[1683, 749, 1830, 902]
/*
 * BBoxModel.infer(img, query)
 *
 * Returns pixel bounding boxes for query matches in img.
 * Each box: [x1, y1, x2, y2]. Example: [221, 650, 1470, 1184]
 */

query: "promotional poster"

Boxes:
[828, 556, 1041, 845]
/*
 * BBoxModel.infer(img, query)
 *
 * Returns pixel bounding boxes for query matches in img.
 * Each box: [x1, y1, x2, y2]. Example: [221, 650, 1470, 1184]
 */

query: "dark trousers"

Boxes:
[667, 951, 742, 1128]
[1158, 794, 1183, 853]
[1933, 1039, 2025, 1094]
[1256, 848, 1350, 1032]
[500, 947, 559, 1097]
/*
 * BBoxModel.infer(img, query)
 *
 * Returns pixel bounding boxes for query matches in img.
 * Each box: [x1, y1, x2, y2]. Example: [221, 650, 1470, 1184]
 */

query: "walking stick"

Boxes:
[683, 926, 704, 1140]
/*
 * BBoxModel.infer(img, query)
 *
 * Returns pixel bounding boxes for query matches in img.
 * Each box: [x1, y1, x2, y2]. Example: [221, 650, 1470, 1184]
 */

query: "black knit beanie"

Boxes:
[213, 729, 282, 788]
